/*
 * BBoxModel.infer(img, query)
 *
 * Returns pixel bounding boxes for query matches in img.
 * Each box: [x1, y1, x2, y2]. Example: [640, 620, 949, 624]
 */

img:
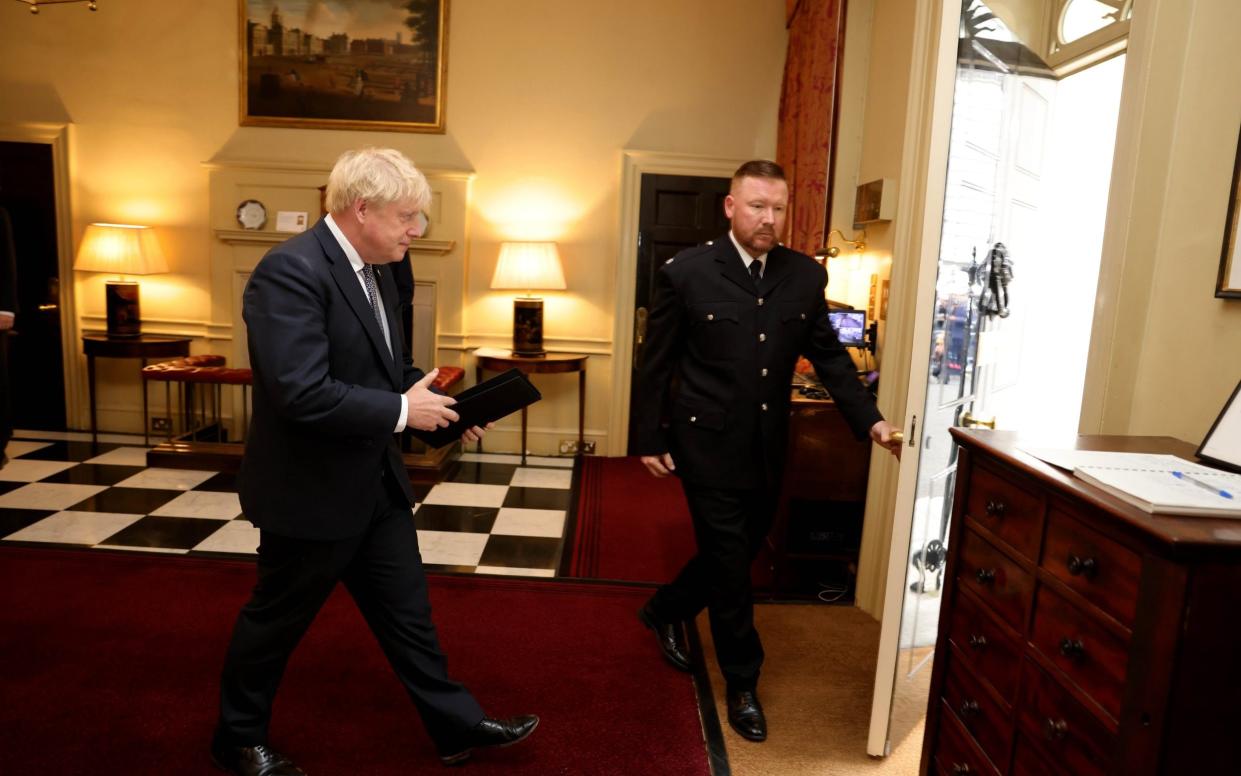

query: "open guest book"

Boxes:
[1024, 450, 1241, 517]
[409, 368, 541, 449]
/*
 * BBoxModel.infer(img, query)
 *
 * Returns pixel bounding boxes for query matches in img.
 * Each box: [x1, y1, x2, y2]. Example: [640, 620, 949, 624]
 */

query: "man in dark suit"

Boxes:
[0, 206, 17, 468]
[212, 148, 537, 775]
[632, 160, 901, 742]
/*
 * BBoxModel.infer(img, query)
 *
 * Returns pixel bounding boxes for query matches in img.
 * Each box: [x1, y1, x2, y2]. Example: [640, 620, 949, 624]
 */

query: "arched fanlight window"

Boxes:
[1049, 0, 1133, 76]
[1058, 0, 1133, 47]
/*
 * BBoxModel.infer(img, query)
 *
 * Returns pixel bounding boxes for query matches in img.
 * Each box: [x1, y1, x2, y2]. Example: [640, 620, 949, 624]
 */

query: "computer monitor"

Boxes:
[828, 309, 867, 346]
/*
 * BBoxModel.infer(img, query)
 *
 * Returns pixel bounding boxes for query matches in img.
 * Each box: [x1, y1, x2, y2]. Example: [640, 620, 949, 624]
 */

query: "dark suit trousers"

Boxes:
[649, 482, 777, 692]
[0, 332, 10, 453]
[214, 473, 485, 750]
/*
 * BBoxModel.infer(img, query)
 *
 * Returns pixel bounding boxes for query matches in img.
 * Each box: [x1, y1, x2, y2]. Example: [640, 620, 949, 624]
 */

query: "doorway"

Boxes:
[0, 141, 67, 433]
[867, 0, 1129, 757]
[625, 172, 731, 453]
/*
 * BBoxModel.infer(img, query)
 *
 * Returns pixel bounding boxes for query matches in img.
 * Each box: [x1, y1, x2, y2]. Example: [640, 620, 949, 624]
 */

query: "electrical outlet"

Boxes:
[151, 417, 171, 432]
[558, 439, 595, 455]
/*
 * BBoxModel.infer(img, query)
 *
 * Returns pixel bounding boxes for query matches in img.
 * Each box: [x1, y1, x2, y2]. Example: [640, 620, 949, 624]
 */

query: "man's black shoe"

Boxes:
[210, 743, 305, 776]
[727, 690, 767, 742]
[637, 602, 691, 673]
[439, 715, 539, 766]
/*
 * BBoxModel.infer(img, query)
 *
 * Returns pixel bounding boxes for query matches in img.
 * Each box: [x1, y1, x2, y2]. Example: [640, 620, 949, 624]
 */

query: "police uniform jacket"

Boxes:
[632, 235, 883, 490]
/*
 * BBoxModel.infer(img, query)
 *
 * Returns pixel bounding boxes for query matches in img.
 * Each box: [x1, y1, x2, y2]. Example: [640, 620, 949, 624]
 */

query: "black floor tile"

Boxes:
[413, 504, 498, 533]
[17, 440, 121, 463]
[502, 487, 573, 511]
[0, 481, 24, 496]
[409, 482, 434, 502]
[98, 515, 226, 551]
[67, 487, 179, 515]
[477, 535, 562, 569]
[0, 508, 57, 539]
[423, 564, 479, 574]
[194, 472, 239, 492]
[446, 462, 518, 486]
[41, 464, 145, 486]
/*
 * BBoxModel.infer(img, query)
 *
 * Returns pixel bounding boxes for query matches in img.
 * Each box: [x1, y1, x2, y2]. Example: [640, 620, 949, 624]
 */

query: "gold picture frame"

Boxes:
[1217, 125, 1241, 299]
[238, 0, 448, 134]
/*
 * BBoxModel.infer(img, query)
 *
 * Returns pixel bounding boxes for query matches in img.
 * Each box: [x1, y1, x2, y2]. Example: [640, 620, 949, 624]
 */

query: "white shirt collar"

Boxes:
[728, 230, 767, 271]
[324, 213, 366, 274]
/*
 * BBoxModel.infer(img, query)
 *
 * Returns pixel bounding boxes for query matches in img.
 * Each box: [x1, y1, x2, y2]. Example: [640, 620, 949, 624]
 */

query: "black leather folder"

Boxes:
[409, 368, 542, 449]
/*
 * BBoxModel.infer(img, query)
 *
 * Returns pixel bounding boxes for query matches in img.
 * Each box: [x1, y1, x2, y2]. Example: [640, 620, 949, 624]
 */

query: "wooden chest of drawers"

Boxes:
[921, 430, 1241, 775]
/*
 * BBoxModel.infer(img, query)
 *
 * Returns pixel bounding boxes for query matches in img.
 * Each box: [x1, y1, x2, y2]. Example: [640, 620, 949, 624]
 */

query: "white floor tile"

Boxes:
[421, 482, 508, 508]
[521, 456, 576, 468]
[416, 530, 489, 566]
[193, 521, 260, 554]
[150, 490, 242, 520]
[0, 483, 108, 511]
[490, 507, 566, 538]
[5, 440, 52, 458]
[94, 544, 188, 555]
[114, 468, 217, 491]
[14, 429, 147, 445]
[3, 511, 144, 545]
[458, 452, 575, 468]
[0, 459, 79, 483]
[84, 447, 152, 467]
[510, 467, 573, 490]
[475, 565, 556, 577]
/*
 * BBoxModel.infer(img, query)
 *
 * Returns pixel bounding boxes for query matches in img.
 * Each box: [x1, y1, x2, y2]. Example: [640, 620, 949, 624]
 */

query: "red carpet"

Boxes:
[0, 547, 708, 775]
[566, 456, 697, 583]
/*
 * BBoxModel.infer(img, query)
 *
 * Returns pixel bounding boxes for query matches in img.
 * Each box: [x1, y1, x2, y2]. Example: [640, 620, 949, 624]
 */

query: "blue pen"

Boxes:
[1172, 471, 1235, 500]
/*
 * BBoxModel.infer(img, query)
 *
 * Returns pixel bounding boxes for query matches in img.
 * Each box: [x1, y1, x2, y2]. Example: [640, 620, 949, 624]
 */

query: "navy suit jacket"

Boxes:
[631, 236, 882, 490]
[238, 218, 422, 540]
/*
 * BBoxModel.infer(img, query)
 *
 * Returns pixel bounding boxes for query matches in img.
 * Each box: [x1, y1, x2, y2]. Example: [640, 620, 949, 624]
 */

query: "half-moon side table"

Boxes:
[474, 347, 587, 465]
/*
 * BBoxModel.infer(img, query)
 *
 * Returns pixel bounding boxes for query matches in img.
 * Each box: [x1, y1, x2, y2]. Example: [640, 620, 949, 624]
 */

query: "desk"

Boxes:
[82, 334, 191, 444]
[474, 348, 587, 464]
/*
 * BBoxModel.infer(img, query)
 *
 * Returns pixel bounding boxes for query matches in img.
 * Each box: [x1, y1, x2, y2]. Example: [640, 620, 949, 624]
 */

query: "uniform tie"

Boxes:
[360, 264, 391, 355]
[749, 259, 763, 285]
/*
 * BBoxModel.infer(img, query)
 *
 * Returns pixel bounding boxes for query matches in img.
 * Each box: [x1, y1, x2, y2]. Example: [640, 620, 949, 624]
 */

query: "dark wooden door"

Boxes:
[626, 173, 731, 454]
[0, 142, 66, 431]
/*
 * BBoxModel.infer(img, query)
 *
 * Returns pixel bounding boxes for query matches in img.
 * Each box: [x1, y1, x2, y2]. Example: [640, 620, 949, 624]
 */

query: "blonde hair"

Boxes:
[324, 147, 431, 213]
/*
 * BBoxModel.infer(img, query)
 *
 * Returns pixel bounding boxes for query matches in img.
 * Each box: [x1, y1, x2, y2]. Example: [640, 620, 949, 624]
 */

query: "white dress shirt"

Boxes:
[728, 230, 767, 278]
[324, 214, 409, 433]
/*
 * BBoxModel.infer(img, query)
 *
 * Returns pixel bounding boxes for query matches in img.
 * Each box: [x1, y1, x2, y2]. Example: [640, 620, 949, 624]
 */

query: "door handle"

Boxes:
[37, 304, 58, 312]
[632, 307, 648, 370]
[961, 412, 996, 429]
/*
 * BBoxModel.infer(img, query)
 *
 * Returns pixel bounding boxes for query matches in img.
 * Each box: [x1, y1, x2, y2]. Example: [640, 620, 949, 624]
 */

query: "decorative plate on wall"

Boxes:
[236, 199, 267, 230]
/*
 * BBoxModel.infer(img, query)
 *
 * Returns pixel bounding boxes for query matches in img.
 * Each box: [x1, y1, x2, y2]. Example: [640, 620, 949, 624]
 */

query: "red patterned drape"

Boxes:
[777, 0, 847, 256]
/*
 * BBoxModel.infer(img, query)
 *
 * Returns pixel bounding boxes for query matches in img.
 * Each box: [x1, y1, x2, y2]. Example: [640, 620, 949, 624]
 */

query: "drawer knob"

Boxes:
[1044, 717, 1069, 741]
[959, 699, 981, 718]
[951, 764, 972, 775]
[975, 568, 997, 586]
[1066, 554, 1098, 578]
[968, 634, 988, 650]
[984, 499, 1008, 518]
[1059, 637, 1087, 660]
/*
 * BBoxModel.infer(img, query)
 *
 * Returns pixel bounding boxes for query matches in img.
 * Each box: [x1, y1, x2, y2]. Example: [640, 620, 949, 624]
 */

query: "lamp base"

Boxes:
[512, 297, 546, 357]
[105, 281, 141, 338]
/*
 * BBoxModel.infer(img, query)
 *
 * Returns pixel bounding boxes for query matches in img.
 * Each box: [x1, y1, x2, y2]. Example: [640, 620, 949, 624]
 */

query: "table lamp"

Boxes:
[490, 241, 566, 356]
[74, 223, 169, 338]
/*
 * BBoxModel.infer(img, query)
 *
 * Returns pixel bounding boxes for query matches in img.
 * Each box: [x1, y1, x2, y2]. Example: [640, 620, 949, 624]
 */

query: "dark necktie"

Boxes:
[750, 259, 763, 285]
[360, 265, 391, 355]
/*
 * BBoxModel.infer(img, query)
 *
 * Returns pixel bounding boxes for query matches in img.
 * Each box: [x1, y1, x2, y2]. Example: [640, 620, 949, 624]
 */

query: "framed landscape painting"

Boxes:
[1218, 126, 1241, 298]
[239, 0, 448, 133]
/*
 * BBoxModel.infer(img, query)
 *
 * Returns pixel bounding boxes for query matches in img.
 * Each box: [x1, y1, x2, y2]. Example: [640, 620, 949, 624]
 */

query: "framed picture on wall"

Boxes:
[1217, 125, 1241, 298]
[239, 0, 448, 133]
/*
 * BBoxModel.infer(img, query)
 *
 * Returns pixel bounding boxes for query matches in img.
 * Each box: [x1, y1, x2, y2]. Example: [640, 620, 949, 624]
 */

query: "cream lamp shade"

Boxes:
[74, 223, 169, 338]
[490, 241, 565, 357]
[490, 241, 566, 293]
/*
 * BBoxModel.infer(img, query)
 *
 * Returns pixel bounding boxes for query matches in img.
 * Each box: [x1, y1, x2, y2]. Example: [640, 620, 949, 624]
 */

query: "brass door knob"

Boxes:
[961, 411, 996, 429]
[889, 430, 904, 444]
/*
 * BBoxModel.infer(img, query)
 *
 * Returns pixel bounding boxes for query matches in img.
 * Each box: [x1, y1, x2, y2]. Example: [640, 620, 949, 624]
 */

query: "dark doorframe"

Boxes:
[609, 153, 745, 455]
[0, 125, 79, 432]
[625, 173, 732, 454]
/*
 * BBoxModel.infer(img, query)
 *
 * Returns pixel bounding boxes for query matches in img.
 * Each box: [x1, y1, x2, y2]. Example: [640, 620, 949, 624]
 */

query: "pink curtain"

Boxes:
[777, 0, 847, 256]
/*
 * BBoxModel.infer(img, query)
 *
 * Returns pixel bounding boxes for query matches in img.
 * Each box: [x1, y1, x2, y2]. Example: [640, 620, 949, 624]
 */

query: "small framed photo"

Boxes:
[1198, 377, 1241, 474]
[1217, 126, 1241, 298]
[239, 0, 448, 134]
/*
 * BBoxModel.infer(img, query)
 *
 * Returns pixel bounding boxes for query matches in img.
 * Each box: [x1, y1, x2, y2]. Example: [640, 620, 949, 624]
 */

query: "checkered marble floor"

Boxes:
[0, 431, 577, 578]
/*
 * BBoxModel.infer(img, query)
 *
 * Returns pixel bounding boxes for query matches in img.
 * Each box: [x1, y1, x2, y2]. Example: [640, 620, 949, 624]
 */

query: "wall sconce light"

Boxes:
[815, 228, 868, 260]
[490, 241, 566, 357]
[74, 223, 169, 338]
[14, 0, 98, 14]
